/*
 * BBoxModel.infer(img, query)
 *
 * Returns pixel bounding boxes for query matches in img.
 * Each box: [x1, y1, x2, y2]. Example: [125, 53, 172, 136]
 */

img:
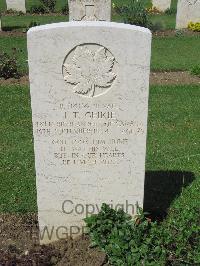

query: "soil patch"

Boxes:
[0, 213, 107, 266]
[1, 72, 199, 86]
[150, 71, 200, 85]
[2, 12, 66, 17]
[153, 29, 200, 37]
[0, 31, 26, 37]
[0, 76, 29, 86]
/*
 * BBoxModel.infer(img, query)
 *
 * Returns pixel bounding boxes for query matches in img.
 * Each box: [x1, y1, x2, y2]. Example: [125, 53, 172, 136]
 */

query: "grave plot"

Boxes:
[0, 0, 200, 265]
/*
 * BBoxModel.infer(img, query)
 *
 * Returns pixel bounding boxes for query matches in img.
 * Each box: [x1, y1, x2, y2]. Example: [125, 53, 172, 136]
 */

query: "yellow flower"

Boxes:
[188, 21, 200, 32]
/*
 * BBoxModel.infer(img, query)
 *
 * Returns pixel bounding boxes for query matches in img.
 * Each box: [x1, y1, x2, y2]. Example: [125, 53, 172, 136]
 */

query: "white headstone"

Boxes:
[176, 0, 200, 29]
[69, 0, 111, 21]
[6, 0, 26, 13]
[28, 22, 151, 244]
[152, 0, 171, 11]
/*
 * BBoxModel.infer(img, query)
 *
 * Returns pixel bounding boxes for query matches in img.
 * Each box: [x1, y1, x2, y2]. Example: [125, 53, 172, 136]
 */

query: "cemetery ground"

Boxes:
[0, 84, 200, 264]
[0, 0, 180, 31]
[0, 34, 200, 77]
[0, 2, 200, 266]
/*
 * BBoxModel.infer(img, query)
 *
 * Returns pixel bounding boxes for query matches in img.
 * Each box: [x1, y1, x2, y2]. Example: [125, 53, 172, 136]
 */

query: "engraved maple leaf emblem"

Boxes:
[63, 45, 116, 97]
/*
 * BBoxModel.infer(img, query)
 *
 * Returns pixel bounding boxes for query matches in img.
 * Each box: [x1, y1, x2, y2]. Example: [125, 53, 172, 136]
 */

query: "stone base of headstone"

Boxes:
[28, 21, 151, 244]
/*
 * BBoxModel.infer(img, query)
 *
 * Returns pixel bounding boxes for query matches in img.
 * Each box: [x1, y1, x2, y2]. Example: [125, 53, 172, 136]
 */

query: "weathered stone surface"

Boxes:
[152, 0, 171, 11]
[28, 22, 151, 244]
[176, 0, 200, 29]
[69, 0, 111, 21]
[6, 0, 26, 13]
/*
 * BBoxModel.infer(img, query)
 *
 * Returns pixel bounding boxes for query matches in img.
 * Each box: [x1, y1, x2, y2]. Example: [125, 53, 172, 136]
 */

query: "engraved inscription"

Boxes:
[62, 44, 117, 98]
[34, 102, 144, 167]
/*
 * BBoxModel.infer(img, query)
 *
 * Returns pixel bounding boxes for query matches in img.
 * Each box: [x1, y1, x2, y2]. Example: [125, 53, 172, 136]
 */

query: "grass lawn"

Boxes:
[151, 35, 200, 71]
[0, 0, 67, 12]
[0, 36, 27, 74]
[2, 15, 68, 31]
[0, 0, 178, 30]
[1, 0, 177, 12]
[0, 84, 199, 213]
[0, 35, 199, 74]
[0, 0, 6, 13]
[0, 0, 148, 13]
[150, 14, 176, 30]
[147, 85, 200, 173]
[0, 85, 36, 213]
[26, 0, 67, 12]
[1, 13, 177, 31]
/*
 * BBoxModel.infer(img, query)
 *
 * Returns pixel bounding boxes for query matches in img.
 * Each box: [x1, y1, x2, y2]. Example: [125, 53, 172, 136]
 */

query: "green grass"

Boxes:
[0, 0, 151, 12]
[0, 0, 67, 12]
[113, 0, 152, 8]
[151, 35, 200, 71]
[147, 86, 200, 172]
[1, 13, 177, 31]
[0, 0, 6, 13]
[2, 15, 68, 31]
[0, 0, 177, 30]
[0, 84, 199, 213]
[147, 85, 200, 169]
[1, 35, 200, 74]
[171, 0, 178, 11]
[0, 36, 27, 74]
[150, 14, 176, 29]
[26, 0, 67, 11]
[145, 85, 200, 214]
[0, 85, 36, 213]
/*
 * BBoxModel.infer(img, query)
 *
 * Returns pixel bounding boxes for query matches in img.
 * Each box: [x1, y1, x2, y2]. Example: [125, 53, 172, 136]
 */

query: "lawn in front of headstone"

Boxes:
[1, 35, 199, 75]
[0, 82, 199, 263]
[0, 84, 199, 213]
[0, 84, 36, 213]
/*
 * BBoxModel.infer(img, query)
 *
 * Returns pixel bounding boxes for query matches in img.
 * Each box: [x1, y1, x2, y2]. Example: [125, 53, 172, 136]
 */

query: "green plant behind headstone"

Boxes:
[40, 0, 56, 13]
[120, 0, 151, 28]
[0, 51, 20, 79]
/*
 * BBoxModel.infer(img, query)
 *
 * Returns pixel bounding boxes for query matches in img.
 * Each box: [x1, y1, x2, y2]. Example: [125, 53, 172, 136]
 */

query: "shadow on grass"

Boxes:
[144, 171, 195, 221]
